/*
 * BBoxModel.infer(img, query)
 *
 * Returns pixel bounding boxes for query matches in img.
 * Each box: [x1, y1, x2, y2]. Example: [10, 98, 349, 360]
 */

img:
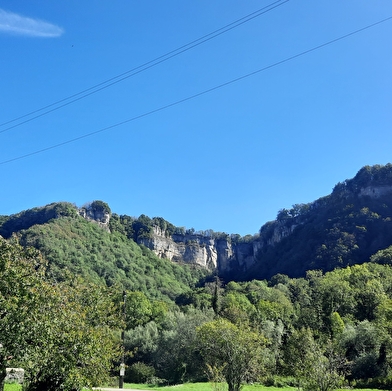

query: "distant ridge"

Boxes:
[2, 164, 392, 283]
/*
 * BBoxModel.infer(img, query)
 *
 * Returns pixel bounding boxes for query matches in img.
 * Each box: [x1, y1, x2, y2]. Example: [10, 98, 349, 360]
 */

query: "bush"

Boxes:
[354, 376, 392, 390]
[262, 375, 297, 387]
[126, 362, 155, 383]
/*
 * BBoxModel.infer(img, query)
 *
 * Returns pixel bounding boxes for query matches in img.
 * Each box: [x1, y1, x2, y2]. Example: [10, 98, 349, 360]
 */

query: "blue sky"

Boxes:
[0, 1, 391, 236]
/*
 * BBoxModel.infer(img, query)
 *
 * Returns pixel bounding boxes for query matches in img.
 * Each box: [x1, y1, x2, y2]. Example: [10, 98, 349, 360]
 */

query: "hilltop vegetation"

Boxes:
[0, 203, 208, 303]
[0, 202, 78, 238]
[4, 229, 392, 390]
[4, 164, 392, 390]
[242, 164, 392, 280]
[5, 165, 392, 286]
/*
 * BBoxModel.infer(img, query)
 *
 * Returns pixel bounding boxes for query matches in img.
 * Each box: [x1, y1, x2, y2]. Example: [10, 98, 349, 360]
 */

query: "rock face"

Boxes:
[266, 221, 297, 247]
[359, 185, 392, 198]
[138, 226, 258, 274]
[79, 207, 110, 229]
[76, 190, 368, 277]
[79, 201, 111, 232]
[74, 177, 392, 275]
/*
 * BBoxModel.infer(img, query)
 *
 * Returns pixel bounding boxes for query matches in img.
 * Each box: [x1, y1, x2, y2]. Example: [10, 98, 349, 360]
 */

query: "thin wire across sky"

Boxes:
[0, 0, 289, 133]
[1, 15, 391, 166]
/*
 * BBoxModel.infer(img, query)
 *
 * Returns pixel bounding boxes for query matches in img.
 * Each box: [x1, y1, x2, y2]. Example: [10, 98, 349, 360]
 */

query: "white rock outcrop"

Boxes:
[139, 229, 256, 273]
[79, 206, 111, 231]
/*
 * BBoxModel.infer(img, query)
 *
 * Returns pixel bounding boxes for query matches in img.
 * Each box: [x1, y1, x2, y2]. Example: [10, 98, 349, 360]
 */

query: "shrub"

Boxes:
[126, 362, 155, 383]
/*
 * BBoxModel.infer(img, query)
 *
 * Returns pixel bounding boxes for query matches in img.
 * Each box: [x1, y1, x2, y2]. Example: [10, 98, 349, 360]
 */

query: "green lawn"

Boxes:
[102, 385, 295, 391]
[4, 384, 21, 391]
[5, 382, 381, 391]
[103, 384, 381, 391]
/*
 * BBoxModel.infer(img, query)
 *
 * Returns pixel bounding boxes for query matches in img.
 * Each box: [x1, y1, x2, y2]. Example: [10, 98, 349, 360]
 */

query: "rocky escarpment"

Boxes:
[3, 165, 392, 280]
[78, 201, 111, 232]
[359, 185, 392, 198]
[138, 226, 258, 274]
[77, 181, 392, 276]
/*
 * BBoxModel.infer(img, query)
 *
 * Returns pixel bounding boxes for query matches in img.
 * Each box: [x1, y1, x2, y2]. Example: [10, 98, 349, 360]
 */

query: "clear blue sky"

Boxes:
[0, 1, 391, 236]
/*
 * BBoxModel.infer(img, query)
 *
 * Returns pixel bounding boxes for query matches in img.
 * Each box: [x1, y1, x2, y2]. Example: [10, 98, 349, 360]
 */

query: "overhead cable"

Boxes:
[0, 0, 289, 133]
[1, 15, 391, 166]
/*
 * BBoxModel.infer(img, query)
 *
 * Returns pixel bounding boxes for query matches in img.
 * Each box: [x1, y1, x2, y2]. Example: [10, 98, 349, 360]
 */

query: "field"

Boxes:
[98, 384, 379, 391]
[4, 385, 21, 391]
[125, 384, 293, 391]
[121, 384, 292, 391]
[4, 383, 380, 391]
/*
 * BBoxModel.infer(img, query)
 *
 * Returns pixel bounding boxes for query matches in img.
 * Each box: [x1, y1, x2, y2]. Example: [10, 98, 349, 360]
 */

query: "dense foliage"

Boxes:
[0, 237, 122, 391]
[109, 213, 251, 243]
[4, 164, 392, 391]
[123, 263, 392, 390]
[8, 225, 392, 390]
[241, 164, 392, 280]
[197, 318, 266, 391]
[2, 215, 206, 303]
[0, 202, 77, 238]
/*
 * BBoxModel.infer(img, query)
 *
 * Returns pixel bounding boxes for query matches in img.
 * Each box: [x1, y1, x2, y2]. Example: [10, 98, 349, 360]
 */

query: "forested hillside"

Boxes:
[0, 202, 208, 303]
[4, 164, 392, 390]
[4, 233, 392, 390]
[3, 164, 392, 285]
[240, 164, 392, 280]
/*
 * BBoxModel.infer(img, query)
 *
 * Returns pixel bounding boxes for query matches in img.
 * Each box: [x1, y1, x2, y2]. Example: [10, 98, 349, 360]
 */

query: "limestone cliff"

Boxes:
[138, 226, 257, 274]
[77, 165, 392, 277]
[78, 200, 111, 232]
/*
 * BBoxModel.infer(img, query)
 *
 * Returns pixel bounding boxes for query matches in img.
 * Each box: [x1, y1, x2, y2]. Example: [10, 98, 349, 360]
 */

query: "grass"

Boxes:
[101, 384, 382, 391]
[5, 382, 383, 391]
[100, 384, 295, 391]
[4, 384, 21, 391]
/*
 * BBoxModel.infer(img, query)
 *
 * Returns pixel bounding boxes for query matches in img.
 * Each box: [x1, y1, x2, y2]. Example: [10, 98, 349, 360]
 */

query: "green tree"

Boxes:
[0, 238, 47, 389]
[330, 312, 345, 338]
[254, 292, 294, 326]
[302, 353, 344, 391]
[371, 245, 392, 265]
[0, 237, 122, 391]
[344, 264, 386, 321]
[283, 328, 316, 388]
[283, 328, 343, 391]
[259, 320, 285, 375]
[339, 320, 385, 380]
[89, 200, 111, 215]
[220, 291, 255, 325]
[212, 276, 222, 317]
[153, 309, 213, 383]
[125, 291, 153, 329]
[197, 318, 266, 391]
[22, 282, 122, 391]
[175, 289, 213, 311]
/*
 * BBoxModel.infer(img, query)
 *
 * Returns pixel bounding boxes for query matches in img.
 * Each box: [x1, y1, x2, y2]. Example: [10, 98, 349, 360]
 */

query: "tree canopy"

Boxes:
[0, 237, 122, 391]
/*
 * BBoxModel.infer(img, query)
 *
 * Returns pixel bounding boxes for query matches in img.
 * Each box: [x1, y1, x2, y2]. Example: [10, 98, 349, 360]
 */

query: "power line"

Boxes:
[0, 0, 289, 134]
[1, 15, 391, 166]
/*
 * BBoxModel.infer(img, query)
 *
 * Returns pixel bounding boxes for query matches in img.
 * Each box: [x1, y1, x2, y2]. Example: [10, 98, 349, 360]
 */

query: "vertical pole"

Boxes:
[119, 290, 126, 388]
